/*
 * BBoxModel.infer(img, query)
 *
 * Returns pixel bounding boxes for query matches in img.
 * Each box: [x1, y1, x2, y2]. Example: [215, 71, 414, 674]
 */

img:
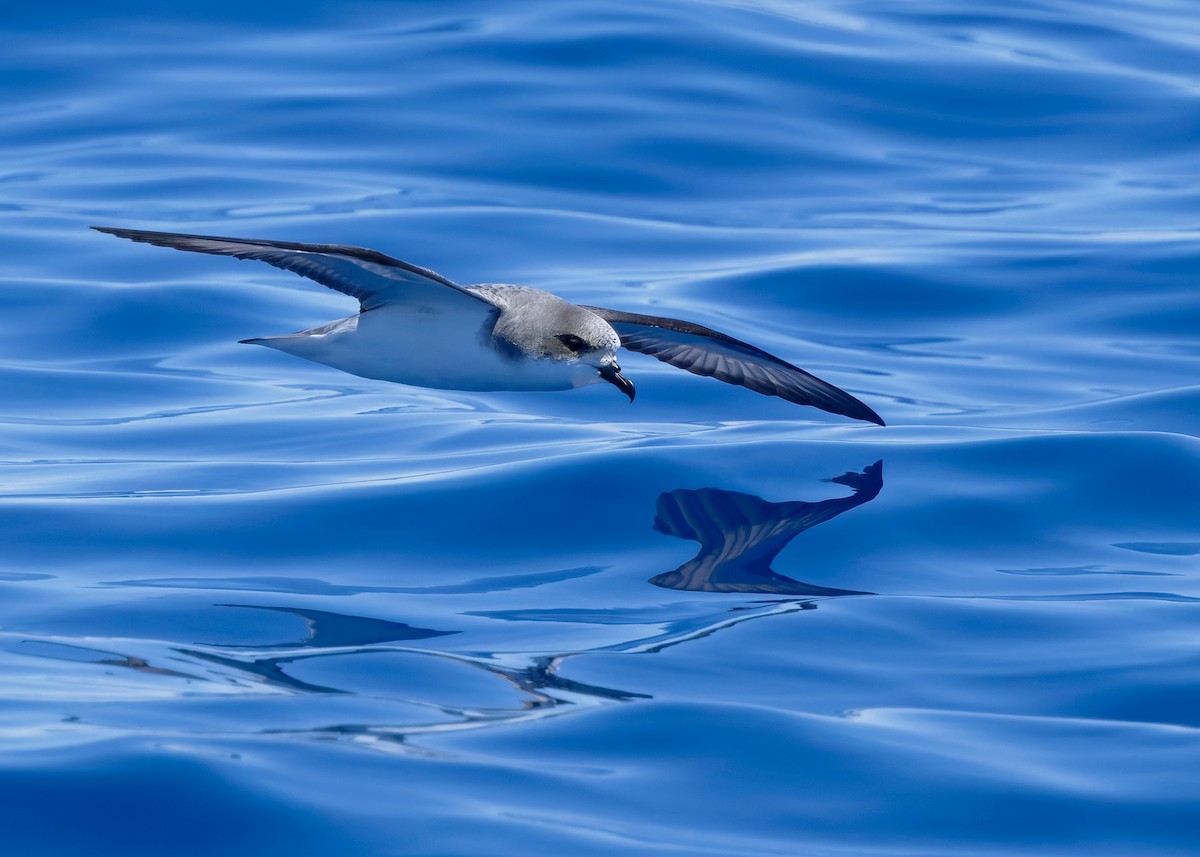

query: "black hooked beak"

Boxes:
[599, 363, 636, 402]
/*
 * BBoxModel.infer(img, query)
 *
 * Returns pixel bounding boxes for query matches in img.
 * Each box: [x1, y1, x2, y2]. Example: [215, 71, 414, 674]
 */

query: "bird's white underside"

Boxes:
[253, 302, 604, 392]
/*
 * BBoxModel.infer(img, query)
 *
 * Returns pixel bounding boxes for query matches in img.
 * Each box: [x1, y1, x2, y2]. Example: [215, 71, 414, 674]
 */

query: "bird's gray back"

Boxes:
[469, 284, 619, 358]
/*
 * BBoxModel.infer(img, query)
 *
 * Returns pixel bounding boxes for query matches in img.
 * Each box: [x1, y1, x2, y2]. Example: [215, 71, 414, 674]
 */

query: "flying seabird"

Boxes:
[93, 227, 885, 425]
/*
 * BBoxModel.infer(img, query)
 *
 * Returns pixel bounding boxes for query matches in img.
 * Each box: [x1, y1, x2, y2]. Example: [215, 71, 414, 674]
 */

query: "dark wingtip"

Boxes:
[829, 399, 885, 426]
[843, 397, 885, 426]
[91, 225, 156, 242]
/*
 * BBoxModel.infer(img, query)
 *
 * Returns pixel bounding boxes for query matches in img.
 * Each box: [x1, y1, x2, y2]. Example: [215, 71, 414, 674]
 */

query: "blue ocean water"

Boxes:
[3, 0, 1199, 854]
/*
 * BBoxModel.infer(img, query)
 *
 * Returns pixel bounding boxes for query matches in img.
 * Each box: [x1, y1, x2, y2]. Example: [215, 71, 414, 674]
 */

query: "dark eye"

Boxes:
[556, 333, 588, 353]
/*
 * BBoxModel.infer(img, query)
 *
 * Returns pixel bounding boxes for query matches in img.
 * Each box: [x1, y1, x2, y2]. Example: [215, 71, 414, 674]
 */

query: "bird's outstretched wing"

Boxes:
[582, 306, 884, 425]
[91, 227, 499, 313]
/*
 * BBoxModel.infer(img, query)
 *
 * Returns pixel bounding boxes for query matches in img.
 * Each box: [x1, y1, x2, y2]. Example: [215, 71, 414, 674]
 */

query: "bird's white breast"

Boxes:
[259, 305, 600, 392]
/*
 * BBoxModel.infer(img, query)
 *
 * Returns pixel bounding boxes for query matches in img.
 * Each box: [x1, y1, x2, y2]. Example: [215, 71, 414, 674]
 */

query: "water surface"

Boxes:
[2, 1, 1199, 855]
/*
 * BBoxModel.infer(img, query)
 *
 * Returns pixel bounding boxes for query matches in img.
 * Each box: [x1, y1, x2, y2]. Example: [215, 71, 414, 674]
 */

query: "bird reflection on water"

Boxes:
[31, 463, 883, 746]
[649, 461, 882, 595]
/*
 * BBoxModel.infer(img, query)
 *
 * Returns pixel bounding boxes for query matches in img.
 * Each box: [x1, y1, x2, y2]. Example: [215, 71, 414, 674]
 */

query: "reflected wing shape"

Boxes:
[649, 461, 882, 595]
[582, 306, 884, 425]
[92, 226, 498, 313]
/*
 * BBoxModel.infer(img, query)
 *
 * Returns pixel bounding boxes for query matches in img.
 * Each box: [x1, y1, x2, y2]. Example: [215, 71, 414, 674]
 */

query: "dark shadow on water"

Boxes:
[649, 461, 882, 595]
[216, 605, 458, 649]
[179, 605, 462, 694]
[13, 640, 203, 680]
[82, 463, 884, 742]
[178, 605, 645, 703]
[177, 646, 349, 695]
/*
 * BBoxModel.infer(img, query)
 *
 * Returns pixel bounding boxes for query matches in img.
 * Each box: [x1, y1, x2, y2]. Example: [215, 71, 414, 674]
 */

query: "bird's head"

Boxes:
[545, 315, 634, 402]
[491, 292, 635, 400]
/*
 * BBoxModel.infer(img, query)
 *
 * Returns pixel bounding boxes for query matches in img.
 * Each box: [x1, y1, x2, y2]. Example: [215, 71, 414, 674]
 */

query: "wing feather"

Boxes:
[92, 226, 498, 313]
[583, 306, 884, 425]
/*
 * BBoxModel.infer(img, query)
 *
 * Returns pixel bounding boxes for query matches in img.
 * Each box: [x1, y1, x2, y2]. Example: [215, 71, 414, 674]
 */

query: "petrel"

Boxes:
[93, 227, 884, 425]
